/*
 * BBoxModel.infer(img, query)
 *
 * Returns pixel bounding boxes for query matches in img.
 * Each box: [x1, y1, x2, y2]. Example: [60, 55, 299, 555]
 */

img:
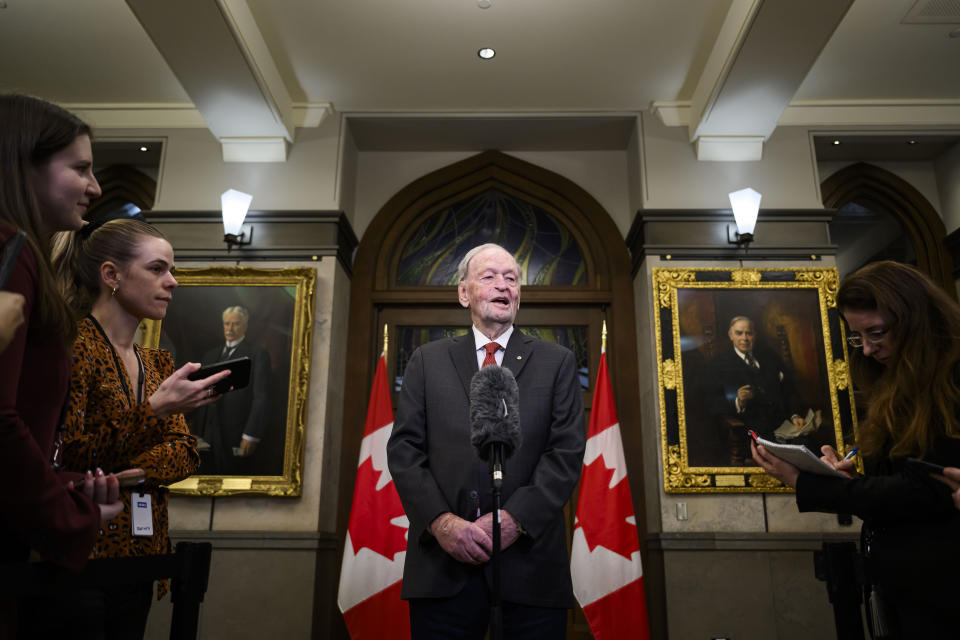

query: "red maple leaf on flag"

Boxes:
[347, 456, 408, 560]
[575, 456, 640, 561]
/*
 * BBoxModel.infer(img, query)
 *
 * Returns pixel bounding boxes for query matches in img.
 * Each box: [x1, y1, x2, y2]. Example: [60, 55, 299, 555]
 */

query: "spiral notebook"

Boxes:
[754, 435, 845, 477]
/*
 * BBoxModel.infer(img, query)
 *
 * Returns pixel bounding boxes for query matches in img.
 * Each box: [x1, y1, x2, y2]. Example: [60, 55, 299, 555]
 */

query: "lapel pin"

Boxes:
[517, 355, 522, 360]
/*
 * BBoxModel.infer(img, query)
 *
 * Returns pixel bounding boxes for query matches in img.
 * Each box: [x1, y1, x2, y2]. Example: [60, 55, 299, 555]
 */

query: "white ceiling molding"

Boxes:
[649, 102, 692, 128]
[65, 103, 208, 129]
[221, 137, 290, 163]
[66, 102, 335, 131]
[295, 103, 335, 128]
[682, 0, 854, 161]
[125, 0, 297, 161]
[653, 99, 960, 129]
[695, 136, 764, 162]
[779, 99, 960, 127]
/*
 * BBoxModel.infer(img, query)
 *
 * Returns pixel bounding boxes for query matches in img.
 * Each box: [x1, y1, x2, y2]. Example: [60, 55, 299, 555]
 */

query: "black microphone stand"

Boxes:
[489, 442, 504, 640]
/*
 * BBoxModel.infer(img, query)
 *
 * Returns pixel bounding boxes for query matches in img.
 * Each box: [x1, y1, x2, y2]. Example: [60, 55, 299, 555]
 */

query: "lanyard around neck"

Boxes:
[87, 315, 144, 407]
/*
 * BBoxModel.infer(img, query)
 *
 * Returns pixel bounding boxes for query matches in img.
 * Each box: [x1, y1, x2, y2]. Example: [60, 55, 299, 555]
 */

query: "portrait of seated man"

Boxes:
[706, 315, 806, 466]
[190, 305, 273, 475]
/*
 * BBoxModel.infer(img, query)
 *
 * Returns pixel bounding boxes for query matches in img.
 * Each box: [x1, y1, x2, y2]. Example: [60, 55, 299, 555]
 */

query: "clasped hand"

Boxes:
[431, 513, 491, 565]
[68, 468, 144, 524]
[431, 510, 521, 565]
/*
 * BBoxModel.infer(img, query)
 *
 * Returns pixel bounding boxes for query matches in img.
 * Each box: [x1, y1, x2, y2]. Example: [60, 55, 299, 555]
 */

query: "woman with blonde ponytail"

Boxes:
[51, 216, 230, 638]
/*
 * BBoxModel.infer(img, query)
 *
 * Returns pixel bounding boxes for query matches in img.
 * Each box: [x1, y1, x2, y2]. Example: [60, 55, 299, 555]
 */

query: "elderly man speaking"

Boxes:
[387, 243, 585, 639]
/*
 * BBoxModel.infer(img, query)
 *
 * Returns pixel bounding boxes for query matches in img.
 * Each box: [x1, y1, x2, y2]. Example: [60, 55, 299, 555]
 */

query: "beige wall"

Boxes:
[641, 115, 825, 210]
[935, 141, 960, 234]
[349, 148, 636, 241]
[95, 117, 344, 212]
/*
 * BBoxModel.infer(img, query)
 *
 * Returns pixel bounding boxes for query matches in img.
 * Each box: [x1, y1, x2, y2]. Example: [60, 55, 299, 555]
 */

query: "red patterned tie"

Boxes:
[482, 342, 499, 368]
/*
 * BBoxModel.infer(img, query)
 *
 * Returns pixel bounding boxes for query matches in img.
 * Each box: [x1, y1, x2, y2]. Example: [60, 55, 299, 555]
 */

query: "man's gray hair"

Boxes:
[728, 315, 754, 329]
[223, 305, 250, 323]
[456, 243, 519, 282]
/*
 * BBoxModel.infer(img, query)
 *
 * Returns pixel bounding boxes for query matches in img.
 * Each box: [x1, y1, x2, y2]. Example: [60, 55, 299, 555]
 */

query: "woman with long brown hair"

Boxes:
[0, 93, 123, 634]
[754, 260, 960, 637]
[51, 216, 230, 638]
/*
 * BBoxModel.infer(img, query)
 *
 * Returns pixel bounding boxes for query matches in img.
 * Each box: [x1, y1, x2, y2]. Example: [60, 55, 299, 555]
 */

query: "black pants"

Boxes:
[409, 571, 567, 640]
[17, 581, 154, 640]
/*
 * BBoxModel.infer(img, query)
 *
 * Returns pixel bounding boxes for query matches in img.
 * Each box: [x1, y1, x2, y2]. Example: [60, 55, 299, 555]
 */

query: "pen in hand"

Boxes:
[843, 447, 859, 461]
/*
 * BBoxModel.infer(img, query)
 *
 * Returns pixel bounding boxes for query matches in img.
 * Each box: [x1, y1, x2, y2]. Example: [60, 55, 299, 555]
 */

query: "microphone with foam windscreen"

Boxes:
[469, 364, 520, 640]
[469, 365, 521, 488]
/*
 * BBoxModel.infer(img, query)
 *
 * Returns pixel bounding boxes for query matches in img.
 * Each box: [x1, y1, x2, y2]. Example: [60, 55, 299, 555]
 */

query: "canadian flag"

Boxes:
[337, 354, 411, 639]
[571, 350, 650, 640]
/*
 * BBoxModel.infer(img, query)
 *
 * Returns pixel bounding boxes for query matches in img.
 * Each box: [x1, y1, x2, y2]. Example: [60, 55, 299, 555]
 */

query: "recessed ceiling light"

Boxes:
[139, 145, 148, 152]
[832, 140, 840, 145]
[478, 0, 492, 8]
[478, 47, 495, 60]
[908, 139, 917, 145]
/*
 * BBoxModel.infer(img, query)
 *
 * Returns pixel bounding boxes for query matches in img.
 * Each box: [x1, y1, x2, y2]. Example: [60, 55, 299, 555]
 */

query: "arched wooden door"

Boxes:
[337, 150, 643, 638]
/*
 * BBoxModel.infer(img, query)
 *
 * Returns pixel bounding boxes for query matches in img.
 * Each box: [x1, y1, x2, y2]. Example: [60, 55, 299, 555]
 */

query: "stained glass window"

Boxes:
[396, 188, 586, 286]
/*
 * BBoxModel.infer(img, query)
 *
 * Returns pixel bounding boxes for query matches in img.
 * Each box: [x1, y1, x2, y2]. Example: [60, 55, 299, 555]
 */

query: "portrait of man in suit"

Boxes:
[387, 243, 586, 639]
[674, 284, 837, 470]
[706, 315, 805, 465]
[191, 305, 272, 475]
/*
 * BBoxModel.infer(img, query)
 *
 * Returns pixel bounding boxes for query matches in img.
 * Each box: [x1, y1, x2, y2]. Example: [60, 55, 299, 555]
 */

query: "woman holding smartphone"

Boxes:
[51, 216, 229, 638]
[0, 94, 125, 635]
[753, 260, 960, 637]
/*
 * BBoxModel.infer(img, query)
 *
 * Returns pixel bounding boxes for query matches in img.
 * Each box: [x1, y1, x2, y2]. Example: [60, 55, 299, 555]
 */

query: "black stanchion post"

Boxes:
[489, 444, 504, 640]
[169, 541, 213, 640]
[814, 541, 865, 640]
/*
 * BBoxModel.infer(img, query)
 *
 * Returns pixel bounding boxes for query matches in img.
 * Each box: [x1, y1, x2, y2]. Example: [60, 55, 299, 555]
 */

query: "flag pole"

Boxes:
[382, 323, 389, 359]
[601, 320, 607, 354]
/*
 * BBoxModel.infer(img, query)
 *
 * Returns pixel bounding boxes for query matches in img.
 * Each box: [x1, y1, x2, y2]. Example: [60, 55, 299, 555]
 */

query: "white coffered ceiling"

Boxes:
[1, 0, 958, 160]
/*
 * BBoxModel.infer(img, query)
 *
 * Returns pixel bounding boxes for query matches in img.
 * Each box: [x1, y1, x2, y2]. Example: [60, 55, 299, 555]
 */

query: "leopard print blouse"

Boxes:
[60, 316, 200, 597]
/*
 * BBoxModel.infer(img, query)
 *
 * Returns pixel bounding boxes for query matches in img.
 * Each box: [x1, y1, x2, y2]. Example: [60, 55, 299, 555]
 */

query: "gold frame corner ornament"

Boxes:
[140, 266, 317, 497]
[653, 266, 857, 493]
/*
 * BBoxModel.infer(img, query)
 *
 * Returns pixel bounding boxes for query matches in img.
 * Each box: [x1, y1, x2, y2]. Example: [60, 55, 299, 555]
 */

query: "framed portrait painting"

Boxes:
[652, 267, 858, 493]
[140, 266, 316, 496]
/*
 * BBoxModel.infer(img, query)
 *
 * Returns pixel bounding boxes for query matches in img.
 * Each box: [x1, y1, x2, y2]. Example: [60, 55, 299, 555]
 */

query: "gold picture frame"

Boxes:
[139, 266, 316, 497]
[652, 266, 858, 493]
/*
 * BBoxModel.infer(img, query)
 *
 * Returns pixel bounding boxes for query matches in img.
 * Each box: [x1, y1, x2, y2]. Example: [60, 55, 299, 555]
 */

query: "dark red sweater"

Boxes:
[0, 221, 98, 570]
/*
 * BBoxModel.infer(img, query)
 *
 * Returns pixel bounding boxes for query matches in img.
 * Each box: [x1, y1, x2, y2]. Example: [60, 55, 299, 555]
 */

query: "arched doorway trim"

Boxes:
[821, 161, 953, 292]
[88, 164, 157, 217]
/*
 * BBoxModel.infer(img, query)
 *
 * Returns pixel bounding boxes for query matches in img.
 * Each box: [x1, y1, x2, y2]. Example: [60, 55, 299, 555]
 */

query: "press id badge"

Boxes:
[131, 493, 154, 537]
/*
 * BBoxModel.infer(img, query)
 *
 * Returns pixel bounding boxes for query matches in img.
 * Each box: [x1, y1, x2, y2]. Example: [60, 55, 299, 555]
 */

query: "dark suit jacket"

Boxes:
[194, 340, 271, 474]
[707, 345, 802, 439]
[387, 329, 585, 608]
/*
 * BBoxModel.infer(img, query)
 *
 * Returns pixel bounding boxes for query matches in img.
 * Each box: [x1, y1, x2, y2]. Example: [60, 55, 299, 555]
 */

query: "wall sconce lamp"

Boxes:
[221, 189, 253, 251]
[728, 187, 761, 248]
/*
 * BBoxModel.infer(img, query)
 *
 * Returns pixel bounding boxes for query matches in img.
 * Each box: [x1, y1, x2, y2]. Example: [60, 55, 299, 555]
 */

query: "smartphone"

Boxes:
[905, 457, 946, 475]
[0, 230, 27, 290]
[187, 356, 251, 394]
